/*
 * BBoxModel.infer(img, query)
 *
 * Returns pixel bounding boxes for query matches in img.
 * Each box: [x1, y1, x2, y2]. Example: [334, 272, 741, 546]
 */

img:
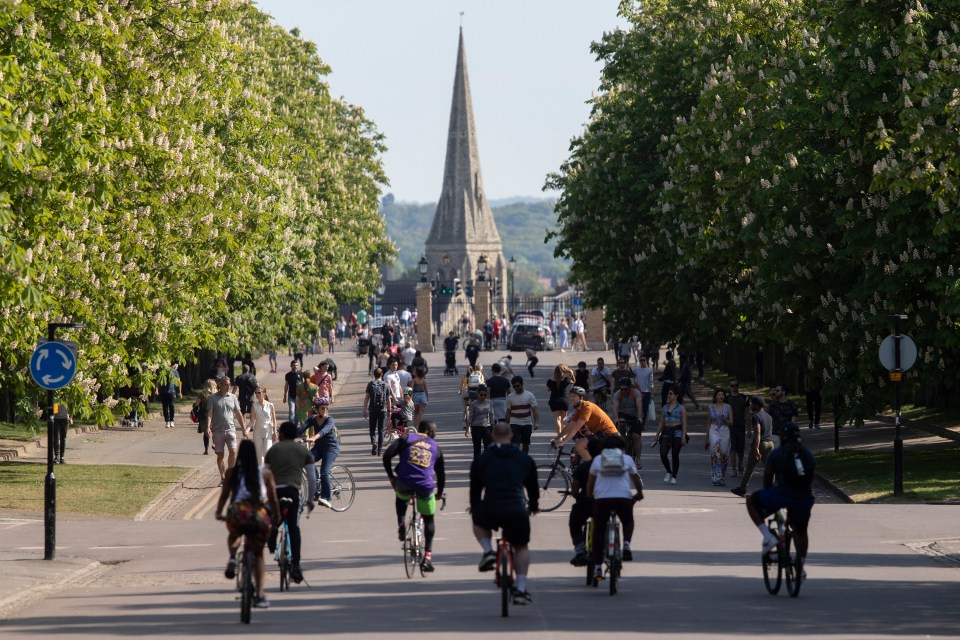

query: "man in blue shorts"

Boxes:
[746, 422, 815, 575]
[383, 420, 446, 572]
[470, 421, 539, 605]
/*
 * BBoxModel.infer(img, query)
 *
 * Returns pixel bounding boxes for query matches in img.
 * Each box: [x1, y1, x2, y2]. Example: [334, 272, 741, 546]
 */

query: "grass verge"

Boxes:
[0, 462, 190, 516]
[817, 448, 960, 503]
[0, 422, 41, 442]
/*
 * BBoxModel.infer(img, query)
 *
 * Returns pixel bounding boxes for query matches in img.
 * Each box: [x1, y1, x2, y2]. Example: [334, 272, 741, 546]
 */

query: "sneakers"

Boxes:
[622, 547, 633, 562]
[421, 557, 435, 572]
[317, 497, 332, 509]
[664, 473, 672, 484]
[511, 588, 532, 605]
[224, 558, 237, 579]
[478, 551, 496, 572]
[670, 476, 678, 485]
[253, 595, 270, 609]
[593, 567, 603, 582]
[762, 536, 779, 555]
[397, 524, 406, 541]
[291, 564, 303, 584]
[570, 551, 589, 567]
[730, 487, 746, 497]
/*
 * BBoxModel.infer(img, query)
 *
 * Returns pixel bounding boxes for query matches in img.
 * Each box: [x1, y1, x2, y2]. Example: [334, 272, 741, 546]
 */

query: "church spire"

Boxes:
[425, 28, 503, 250]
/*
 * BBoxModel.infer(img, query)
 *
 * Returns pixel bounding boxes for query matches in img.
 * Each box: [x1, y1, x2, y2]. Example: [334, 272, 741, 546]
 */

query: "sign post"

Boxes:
[30, 323, 83, 560]
[878, 317, 915, 496]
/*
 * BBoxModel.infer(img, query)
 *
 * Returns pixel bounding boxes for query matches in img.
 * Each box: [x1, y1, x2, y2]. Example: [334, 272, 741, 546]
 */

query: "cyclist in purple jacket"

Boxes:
[383, 420, 446, 572]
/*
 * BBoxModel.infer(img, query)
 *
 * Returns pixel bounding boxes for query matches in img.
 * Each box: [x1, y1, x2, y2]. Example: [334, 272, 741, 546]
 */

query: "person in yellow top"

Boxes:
[551, 386, 619, 461]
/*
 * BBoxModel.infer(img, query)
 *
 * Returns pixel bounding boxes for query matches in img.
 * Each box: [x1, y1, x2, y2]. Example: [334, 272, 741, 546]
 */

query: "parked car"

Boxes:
[508, 311, 554, 351]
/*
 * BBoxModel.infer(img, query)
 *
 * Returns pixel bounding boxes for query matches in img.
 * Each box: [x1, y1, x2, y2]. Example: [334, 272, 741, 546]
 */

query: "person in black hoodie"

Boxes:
[470, 422, 539, 606]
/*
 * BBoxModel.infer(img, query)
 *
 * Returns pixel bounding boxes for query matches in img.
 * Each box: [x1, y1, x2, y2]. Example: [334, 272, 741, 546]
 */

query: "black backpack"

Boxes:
[370, 381, 389, 412]
[781, 443, 815, 489]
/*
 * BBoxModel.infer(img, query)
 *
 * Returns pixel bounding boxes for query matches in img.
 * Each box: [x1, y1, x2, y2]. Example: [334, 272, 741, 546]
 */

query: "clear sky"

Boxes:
[253, 0, 627, 203]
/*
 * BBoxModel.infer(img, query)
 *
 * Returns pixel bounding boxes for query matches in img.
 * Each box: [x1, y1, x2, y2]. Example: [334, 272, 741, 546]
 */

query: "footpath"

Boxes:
[1, 341, 958, 621]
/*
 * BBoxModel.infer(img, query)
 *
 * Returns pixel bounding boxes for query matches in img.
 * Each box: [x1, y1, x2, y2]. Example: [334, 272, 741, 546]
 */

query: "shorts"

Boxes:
[396, 485, 437, 516]
[751, 487, 815, 534]
[412, 391, 428, 406]
[548, 398, 569, 413]
[510, 423, 533, 447]
[490, 398, 507, 422]
[212, 429, 238, 454]
[226, 500, 272, 547]
[471, 503, 531, 547]
[619, 416, 642, 435]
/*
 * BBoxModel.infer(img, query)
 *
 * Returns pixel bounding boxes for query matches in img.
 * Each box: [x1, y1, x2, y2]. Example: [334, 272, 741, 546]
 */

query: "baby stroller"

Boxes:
[443, 350, 458, 376]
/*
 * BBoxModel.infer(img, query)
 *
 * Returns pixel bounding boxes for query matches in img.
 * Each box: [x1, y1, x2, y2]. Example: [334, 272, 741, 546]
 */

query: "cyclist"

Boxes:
[746, 422, 816, 574]
[215, 439, 280, 609]
[551, 386, 620, 463]
[568, 438, 602, 566]
[298, 396, 339, 509]
[610, 377, 644, 466]
[383, 420, 446, 572]
[264, 421, 316, 584]
[589, 358, 613, 410]
[587, 435, 644, 581]
[470, 421, 539, 605]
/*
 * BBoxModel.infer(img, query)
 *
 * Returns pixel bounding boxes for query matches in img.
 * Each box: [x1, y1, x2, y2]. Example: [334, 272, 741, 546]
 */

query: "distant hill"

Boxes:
[379, 195, 569, 294]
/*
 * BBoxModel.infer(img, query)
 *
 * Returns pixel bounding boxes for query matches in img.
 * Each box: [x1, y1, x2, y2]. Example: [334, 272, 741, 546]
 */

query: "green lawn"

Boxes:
[0, 422, 41, 442]
[817, 448, 960, 503]
[0, 462, 190, 516]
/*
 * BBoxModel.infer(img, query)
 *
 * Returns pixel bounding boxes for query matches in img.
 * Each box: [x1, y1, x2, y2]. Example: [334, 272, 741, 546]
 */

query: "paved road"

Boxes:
[2, 345, 959, 638]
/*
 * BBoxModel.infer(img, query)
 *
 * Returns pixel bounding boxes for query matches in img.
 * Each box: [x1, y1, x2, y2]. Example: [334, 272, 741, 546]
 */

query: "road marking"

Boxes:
[162, 543, 215, 548]
[89, 545, 145, 550]
[16, 546, 71, 550]
[183, 487, 220, 520]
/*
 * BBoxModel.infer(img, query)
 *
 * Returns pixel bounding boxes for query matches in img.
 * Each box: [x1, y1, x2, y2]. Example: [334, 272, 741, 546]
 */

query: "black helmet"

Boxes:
[781, 422, 801, 442]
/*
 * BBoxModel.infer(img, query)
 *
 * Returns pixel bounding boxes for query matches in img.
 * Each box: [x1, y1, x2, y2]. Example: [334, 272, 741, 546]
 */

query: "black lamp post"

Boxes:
[477, 254, 488, 282]
[508, 256, 517, 318]
[418, 256, 428, 283]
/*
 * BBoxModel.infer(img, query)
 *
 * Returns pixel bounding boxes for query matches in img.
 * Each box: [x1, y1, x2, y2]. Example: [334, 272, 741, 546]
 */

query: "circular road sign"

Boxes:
[879, 335, 918, 372]
[30, 341, 77, 390]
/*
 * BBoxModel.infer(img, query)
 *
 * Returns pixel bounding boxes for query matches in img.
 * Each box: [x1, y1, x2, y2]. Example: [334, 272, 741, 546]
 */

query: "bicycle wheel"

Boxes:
[416, 516, 426, 577]
[762, 537, 783, 594]
[403, 514, 417, 578]
[240, 549, 254, 624]
[277, 525, 290, 591]
[499, 544, 511, 618]
[584, 520, 594, 587]
[234, 546, 244, 593]
[609, 519, 620, 596]
[535, 464, 570, 512]
[784, 529, 802, 597]
[329, 465, 356, 512]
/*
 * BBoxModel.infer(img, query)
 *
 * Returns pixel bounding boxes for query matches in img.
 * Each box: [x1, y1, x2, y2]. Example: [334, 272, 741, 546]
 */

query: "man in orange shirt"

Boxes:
[550, 386, 619, 461]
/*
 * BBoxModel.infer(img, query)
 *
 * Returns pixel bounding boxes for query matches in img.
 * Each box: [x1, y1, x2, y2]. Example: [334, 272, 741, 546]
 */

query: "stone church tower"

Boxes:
[424, 28, 506, 330]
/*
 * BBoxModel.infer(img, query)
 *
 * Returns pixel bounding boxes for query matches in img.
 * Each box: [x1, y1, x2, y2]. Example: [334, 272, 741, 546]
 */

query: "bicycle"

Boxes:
[582, 516, 595, 586]
[592, 510, 622, 595]
[402, 493, 446, 578]
[298, 441, 357, 512]
[274, 497, 293, 591]
[233, 530, 257, 624]
[493, 536, 515, 617]
[762, 508, 803, 597]
[537, 444, 573, 512]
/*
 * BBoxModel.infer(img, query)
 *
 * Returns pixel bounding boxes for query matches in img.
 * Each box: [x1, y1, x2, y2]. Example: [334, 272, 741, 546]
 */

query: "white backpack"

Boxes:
[599, 448, 626, 476]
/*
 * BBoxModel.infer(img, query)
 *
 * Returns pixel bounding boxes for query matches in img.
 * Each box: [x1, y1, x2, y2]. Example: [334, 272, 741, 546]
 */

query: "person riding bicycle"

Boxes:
[611, 377, 644, 466]
[215, 439, 280, 609]
[551, 386, 620, 462]
[746, 422, 816, 575]
[470, 421, 539, 605]
[568, 438, 602, 566]
[590, 358, 613, 409]
[587, 435, 644, 581]
[264, 421, 316, 584]
[298, 396, 339, 509]
[383, 420, 446, 573]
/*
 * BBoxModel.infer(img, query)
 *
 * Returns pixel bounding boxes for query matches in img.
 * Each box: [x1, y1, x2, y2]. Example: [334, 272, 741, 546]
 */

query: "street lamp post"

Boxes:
[508, 256, 517, 319]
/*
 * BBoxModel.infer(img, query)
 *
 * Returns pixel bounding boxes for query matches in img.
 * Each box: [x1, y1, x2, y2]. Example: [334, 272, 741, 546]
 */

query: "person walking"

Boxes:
[313, 361, 334, 404]
[804, 369, 823, 429]
[295, 371, 318, 428]
[658, 352, 677, 407]
[233, 364, 259, 420]
[363, 367, 392, 456]
[632, 355, 654, 429]
[573, 315, 587, 351]
[653, 388, 687, 484]
[485, 362, 511, 426]
[546, 364, 574, 435]
[410, 365, 429, 426]
[250, 385, 276, 465]
[524, 346, 538, 378]
[52, 401, 72, 464]
[676, 354, 700, 409]
[731, 396, 774, 496]
[156, 362, 182, 429]
[769, 383, 800, 439]
[283, 360, 303, 423]
[205, 376, 248, 484]
[705, 389, 732, 486]
[506, 376, 539, 454]
[558, 317, 570, 352]
[726, 379, 749, 477]
[192, 379, 217, 455]
[464, 384, 495, 459]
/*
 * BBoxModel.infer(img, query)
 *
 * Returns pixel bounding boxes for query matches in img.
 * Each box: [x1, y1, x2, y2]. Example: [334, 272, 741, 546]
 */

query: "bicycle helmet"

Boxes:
[313, 396, 331, 407]
[403, 387, 413, 395]
[780, 422, 801, 442]
[569, 386, 587, 397]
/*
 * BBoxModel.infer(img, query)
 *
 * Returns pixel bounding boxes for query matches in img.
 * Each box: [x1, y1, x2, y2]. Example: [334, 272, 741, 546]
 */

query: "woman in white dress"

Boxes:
[250, 385, 276, 464]
[704, 389, 732, 486]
